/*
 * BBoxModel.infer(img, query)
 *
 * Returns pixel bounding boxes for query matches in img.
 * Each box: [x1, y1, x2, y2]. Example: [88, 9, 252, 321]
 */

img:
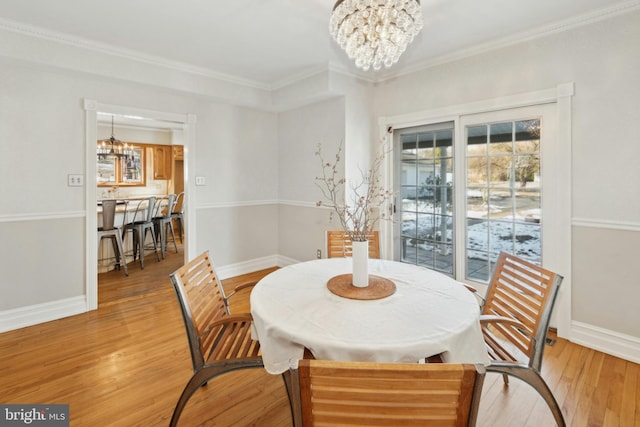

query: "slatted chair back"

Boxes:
[168, 251, 264, 426]
[293, 360, 485, 427]
[481, 252, 563, 371]
[169, 251, 235, 369]
[326, 230, 380, 259]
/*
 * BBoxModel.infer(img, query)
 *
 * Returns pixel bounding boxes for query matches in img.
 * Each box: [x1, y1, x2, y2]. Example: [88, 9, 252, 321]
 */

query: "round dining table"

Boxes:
[250, 258, 490, 374]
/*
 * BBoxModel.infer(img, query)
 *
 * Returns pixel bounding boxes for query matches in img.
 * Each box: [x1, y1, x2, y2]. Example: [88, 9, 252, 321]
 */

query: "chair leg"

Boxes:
[108, 236, 121, 272]
[160, 221, 167, 259]
[175, 216, 183, 243]
[170, 373, 208, 427]
[170, 360, 264, 427]
[487, 363, 565, 427]
[167, 220, 178, 253]
[137, 226, 146, 269]
[282, 370, 302, 427]
[98, 233, 129, 276]
[114, 231, 128, 276]
[139, 225, 160, 269]
[155, 221, 166, 259]
[131, 229, 139, 262]
[149, 225, 161, 262]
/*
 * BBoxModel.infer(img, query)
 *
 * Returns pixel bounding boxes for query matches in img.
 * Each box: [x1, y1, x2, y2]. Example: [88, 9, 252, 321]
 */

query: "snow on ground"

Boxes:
[401, 199, 541, 262]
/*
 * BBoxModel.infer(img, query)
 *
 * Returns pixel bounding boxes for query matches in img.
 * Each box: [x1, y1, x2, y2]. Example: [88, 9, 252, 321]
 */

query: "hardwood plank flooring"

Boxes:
[1, 246, 638, 426]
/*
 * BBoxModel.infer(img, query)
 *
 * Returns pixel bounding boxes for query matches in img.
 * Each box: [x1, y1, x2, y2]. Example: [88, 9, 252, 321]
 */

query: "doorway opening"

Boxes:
[84, 100, 195, 310]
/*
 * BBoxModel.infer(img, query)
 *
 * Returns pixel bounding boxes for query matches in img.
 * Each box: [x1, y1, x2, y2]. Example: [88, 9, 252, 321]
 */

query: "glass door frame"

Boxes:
[456, 104, 555, 284]
[393, 121, 456, 275]
[378, 83, 574, 338]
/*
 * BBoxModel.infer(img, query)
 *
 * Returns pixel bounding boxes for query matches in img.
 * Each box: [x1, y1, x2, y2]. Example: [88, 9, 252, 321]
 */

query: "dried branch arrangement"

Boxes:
[315, 140, 394, 242]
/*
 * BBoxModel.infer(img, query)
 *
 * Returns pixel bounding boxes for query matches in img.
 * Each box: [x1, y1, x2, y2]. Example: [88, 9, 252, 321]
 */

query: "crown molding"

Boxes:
[0, 17, 271, 91]
[270, 64, 332, 91]
[376, 0, 640, 83]
[1, 1, 638, 93]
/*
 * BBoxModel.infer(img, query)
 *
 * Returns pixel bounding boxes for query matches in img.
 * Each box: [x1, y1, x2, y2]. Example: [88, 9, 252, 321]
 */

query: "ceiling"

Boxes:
[0, 0, 636, 88]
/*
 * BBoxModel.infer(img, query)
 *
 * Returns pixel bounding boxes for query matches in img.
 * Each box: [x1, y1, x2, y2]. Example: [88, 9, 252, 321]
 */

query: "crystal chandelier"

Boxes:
[97, 115, 132, 160]
[330, 0, 423, 71]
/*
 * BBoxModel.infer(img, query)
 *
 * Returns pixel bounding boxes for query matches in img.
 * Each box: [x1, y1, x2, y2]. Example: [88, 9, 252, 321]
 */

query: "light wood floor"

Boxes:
[1, 245, 638, 426]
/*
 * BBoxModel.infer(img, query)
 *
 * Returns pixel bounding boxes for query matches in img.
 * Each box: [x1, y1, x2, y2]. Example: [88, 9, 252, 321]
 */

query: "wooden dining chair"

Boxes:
[168, 251, 267, 427]
[289, 360, 485, 427]
[326, 230, 380, 259]
[480, 251, 565, 426]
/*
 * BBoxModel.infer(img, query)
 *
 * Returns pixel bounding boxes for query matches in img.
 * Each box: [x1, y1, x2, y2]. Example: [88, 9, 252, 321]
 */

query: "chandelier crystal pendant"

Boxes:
[330, 0, 423, 72]
[97, 115, 132, 160]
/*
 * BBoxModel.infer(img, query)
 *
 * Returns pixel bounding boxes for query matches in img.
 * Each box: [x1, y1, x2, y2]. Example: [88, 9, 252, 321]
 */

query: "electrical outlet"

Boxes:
[316, 249, 322, 259]
[68, 174, 83, 187]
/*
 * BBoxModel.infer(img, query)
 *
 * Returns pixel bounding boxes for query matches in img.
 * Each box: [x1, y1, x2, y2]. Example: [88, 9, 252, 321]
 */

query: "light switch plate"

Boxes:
[68, 174, 84, 186]
[195, 176, 206, 186]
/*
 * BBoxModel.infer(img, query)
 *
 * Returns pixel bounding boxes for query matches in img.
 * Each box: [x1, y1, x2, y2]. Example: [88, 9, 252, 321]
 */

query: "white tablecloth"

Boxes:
[250, 258, 490, 374]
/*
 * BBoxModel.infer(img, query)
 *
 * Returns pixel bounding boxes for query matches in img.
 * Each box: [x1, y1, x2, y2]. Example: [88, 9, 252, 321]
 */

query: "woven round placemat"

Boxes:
[327, 274, 396, 300]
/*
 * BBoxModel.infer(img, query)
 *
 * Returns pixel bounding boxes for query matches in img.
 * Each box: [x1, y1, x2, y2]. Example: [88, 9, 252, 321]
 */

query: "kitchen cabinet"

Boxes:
[153, 145, 172, 180]
[173, 145, 184, 161]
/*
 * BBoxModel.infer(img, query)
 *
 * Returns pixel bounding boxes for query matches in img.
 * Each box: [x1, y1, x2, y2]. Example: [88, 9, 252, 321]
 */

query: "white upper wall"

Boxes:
[277, 97, 345, 204]
[373, 10, 640, 225]
[372, 10, 640, 341]
[194, 105, 278, 206]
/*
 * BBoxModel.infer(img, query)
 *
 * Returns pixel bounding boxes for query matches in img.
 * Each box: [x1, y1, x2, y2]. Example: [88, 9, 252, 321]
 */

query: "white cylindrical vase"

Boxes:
[351, 240, 369, 287]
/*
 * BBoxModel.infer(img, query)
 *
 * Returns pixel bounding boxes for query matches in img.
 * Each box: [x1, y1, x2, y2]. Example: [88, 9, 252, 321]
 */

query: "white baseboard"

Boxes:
[0, 296, 87, 333]
[215, 255, 279, 280]
[1, 256, 299, 334]
[276, 255, 301, 267]
[571, 321, 640, 364]
[216, 254, 302, 280]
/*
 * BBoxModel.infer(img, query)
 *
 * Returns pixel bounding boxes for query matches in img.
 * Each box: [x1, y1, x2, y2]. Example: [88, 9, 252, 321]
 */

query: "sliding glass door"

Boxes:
[463, 115, 543, 282]
[393, 104, 557, 286]
[394, 122, 455, 274]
